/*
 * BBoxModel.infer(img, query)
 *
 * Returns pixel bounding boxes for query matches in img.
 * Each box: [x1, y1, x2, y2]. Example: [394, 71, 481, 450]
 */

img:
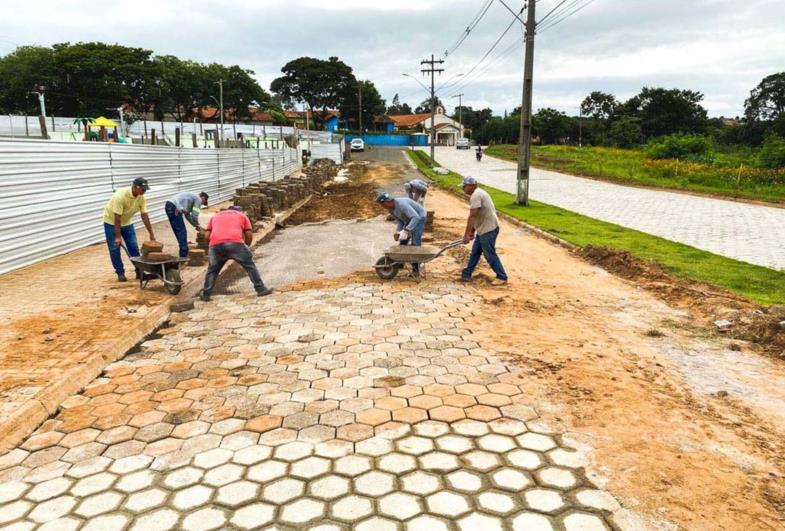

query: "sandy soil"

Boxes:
[425, 188, 785, 531]
[291, 161, 785, 530]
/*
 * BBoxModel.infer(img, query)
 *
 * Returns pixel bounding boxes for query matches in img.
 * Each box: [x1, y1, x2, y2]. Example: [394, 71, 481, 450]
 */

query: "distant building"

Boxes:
[388, 106, 464, 146]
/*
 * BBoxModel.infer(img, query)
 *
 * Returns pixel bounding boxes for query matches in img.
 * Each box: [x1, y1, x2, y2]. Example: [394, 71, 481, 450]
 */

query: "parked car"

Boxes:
[350, 138, 365, 152]
[456, 138, 470, 150]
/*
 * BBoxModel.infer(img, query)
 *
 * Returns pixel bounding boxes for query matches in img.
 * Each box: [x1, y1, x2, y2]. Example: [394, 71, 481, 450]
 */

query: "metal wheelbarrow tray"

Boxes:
[128, 254, 188, 295]
[374, 239, 464, 280]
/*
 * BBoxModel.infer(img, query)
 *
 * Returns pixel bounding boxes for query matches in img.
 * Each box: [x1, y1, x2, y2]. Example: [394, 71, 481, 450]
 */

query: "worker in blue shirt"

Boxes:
[377, 192, 426, 277]
[165, 191, 209, 258]
[403, 179, 429, 205]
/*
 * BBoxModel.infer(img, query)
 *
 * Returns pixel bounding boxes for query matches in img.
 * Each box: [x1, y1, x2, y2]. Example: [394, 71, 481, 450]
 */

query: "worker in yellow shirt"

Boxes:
[102, 177, 156, 281]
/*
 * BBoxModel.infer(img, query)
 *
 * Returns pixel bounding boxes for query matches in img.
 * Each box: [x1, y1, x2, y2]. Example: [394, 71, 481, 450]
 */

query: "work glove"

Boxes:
[398, 230, 410, 242]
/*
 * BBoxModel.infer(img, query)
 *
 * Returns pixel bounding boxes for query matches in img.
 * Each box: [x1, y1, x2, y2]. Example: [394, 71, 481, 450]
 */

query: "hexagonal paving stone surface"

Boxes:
[0, 282, 618, 529]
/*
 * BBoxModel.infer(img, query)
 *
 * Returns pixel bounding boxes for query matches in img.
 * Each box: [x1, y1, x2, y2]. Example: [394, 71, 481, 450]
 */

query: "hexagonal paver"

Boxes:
[452, 419, 490, 437]
[459, 512, 505, 531]
[75, 492, 123, 518]
[525, 488, 565, 513]
[356, 516, 399, 531]
[247, 460, 287, 482]
[429, 406, 466, 422]
[355, 470, 396, 496]
[378, 452, 417, 474]
[331, 494, 374, 521]
[447, 470, 483, 492]
[310, 475, 351, 500]
[125, 488, 168, 512]
[562, 512, 607, 531]
[427, 491, 471, 517]
[230, 502, 276, 529]
[334, 455, 373, 476]
[379, 492, 422, 520]
[28, 496, 75, 523]
[479, 434, 516, 453]
[172, 485, 213, 510]
[261, 478, 305, 504]
[479, 491, 517, 514]
[512, 511, 555, 531]
[181, 507, 226, 531]
[506, 449, 543, 470]
[193, 448, 233, 469]
[280, 498, 326, 524]
[436, 434, 473, 454]
[232, 445, 272, 465]
[537, 467, 577, 489]
[204, 463, 244, 487]
[518, 433, 557, 452]
[402, 470, 442, 495]
[215, 481, 258, 507]
[397, 436, 434, 455]
[420, 451, 460, 472]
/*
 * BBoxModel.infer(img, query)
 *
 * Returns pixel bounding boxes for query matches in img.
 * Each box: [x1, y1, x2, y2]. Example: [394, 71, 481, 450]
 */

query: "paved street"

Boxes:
[425, 146, 785, 270]
[0, 282, 618, 530]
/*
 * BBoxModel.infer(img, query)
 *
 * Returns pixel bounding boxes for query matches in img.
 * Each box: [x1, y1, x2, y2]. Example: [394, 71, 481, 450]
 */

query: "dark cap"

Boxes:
[200, 191, 209, 200]
[132, 177, 150, 191]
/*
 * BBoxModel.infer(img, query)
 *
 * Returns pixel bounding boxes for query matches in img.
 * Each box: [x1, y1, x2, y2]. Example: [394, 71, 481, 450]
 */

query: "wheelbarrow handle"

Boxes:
[432, 239, 465, 259]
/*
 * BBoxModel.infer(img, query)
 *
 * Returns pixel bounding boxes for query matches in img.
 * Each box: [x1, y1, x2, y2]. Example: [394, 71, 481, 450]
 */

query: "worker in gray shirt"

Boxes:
[377, 192, 426, 277]
[403, 179, 429, 206]
[165, 191, 209, 257]
[460, 176, 508, 285]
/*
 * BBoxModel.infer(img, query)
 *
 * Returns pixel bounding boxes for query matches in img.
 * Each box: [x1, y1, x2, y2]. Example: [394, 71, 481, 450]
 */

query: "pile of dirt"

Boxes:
[730, 305, 785, 358]
[573, 245, 785, 355]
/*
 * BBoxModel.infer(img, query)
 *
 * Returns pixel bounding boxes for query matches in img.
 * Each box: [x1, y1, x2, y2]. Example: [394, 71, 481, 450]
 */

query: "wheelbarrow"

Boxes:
[121, 244, 188, 295]
[374, 239, 464, 280]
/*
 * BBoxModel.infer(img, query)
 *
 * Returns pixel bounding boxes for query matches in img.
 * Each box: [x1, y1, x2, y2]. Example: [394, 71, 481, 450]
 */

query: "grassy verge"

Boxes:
[485, 144, 785, 204]
[407, 149, 785, 305]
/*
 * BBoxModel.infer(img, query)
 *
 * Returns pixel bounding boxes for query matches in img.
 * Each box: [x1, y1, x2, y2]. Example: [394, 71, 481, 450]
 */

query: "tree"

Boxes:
[745, 73, 785, 122]
[620, 87, 707, 139]
[608, 116, 643, 148]
[452, 106, 493, 130]
[532, 108, 574, 145]
[415, 96, 443, 114]
[387, 93, 412, 115]
[270, 56, 356, 128]
[0, 46, 56, 114]
[340, 80, 386, 131]
[581, 91, 618, 120]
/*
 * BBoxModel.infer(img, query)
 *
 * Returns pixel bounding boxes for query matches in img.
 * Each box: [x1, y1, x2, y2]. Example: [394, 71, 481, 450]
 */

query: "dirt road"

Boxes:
[314, 153, 785, 529]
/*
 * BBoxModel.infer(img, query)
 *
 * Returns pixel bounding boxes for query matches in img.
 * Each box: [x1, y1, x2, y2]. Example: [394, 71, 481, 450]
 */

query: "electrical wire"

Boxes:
[538, 0, 596, 33]
[443, 0, 495, 58]
[436, 9, 523, 96]
[446, 35, 523, 97]
[537, 0, 570, 25]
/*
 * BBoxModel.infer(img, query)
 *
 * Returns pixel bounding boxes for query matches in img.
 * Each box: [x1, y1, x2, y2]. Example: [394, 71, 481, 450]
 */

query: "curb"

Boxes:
[0, 194, 315, 454]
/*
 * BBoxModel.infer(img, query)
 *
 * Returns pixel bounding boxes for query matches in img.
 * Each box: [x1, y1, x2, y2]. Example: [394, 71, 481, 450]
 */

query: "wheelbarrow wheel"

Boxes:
[375, 257, 401, 280]
[164, 268, 182, 295]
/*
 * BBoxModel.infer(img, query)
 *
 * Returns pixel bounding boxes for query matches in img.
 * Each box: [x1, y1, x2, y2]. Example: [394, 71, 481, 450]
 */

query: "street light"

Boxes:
[402, 73, 430, 94]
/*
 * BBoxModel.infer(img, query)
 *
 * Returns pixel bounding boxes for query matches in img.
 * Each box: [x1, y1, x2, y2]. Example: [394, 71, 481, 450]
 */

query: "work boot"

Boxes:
[199, 291, 211, 302]
[257, 288, 274, 297]
[490, 278, 508, 286]
[117, 273, 127, 282]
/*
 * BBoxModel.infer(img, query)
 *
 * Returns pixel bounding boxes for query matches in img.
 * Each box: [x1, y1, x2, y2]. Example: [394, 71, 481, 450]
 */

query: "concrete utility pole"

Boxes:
[516, 0, 536, 205]
[107, 106, 125, 137]
[216, 79, 224, 147]
[421, 55, 444, 165]
[452, 93, 465, 139]
[30, 86, 48, 139]
[358, 84, 363, 133]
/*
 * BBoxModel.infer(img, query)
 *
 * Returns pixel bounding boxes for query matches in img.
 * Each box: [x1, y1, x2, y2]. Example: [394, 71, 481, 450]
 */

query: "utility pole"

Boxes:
[421, 54, 444, 165]
[358, 84, 363, 133]
[516, 0, 536, 205]
[452, 93, 465, 139]
[578, 106, 582, 148]
[107, 106, 125, 137]
[30, 85, 48, 139]
[216, 79, 224, 147]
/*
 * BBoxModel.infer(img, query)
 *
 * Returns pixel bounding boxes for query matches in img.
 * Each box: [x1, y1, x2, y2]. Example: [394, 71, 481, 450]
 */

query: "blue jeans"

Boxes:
[400, 218, 425, 272]
[166, 201, 189, 258]
[104, 222, 139, 275]
[462, 227, 508, 280]
[202, 242, 266, 296]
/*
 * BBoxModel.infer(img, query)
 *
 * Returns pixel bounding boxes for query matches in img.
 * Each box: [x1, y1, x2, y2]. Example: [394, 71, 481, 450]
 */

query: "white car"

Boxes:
[456, 138, 470, 149]
[350, 138, 365, 152]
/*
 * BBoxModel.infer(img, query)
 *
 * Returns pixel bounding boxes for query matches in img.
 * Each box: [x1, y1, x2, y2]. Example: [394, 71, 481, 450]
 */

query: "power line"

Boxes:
[436, 8, 523, 96]
[537, 0, 570, 25]
[446, 35, 523, 97]
[538, 0, 596, 33]
[443, 0, 495, 58]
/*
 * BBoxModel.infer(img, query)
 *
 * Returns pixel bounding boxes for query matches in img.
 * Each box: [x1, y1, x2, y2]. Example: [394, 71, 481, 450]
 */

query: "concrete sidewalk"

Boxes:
[0, 195, 311, 453]
[425, 146, 785, 270]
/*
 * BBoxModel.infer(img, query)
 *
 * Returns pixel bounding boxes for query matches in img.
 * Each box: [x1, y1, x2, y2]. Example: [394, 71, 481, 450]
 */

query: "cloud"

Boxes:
[2, 0, 784, 117]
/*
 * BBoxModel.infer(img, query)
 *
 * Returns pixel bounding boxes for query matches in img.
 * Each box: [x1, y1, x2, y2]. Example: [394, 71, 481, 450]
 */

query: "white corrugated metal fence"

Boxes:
[0, 138, 301, 275]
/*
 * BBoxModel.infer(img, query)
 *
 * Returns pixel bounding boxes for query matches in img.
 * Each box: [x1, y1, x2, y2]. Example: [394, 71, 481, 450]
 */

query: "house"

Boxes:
[388, 106, 465, 146]
[324, 112, 394, 133]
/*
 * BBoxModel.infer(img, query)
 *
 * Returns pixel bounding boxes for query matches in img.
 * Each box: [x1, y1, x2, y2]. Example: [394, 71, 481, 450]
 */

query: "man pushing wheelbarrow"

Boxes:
[376, 192, 426, 278]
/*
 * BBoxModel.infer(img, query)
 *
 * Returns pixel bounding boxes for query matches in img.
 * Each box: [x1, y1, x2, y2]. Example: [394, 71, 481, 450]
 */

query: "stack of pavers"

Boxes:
[231, 158, 339, 224]
[141, 240, 173, 262]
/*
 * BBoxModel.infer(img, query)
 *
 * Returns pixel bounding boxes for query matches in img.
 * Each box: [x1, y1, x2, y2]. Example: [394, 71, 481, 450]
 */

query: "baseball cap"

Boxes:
[376, 192, 393, 203]
[461, 176, 477, 186]
[132, 177, 150, 191]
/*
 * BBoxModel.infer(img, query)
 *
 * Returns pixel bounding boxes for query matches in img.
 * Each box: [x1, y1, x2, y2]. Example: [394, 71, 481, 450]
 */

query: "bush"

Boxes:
[759, 135, 785, 168]
[647, 133, 713, 161]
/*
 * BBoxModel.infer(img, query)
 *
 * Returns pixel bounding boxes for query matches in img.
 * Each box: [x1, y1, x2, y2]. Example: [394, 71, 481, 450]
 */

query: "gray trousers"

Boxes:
[202, 242, 266, 295]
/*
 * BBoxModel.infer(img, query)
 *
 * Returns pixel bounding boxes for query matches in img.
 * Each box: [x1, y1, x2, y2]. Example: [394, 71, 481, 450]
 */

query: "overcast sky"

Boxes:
[4, 0, 784, 117]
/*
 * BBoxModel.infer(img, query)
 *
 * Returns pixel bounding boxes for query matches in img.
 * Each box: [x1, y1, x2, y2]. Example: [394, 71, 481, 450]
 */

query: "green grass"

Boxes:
[406, 149, 785, 305]
[485, 144, 785, 203]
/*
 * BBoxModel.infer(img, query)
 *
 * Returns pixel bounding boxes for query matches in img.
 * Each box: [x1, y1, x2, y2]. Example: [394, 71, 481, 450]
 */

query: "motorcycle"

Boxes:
[475, 149, 483, 162]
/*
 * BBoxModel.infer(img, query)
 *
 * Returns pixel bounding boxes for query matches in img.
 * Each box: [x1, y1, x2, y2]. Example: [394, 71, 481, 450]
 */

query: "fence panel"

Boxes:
[0, 138, 302, 275]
